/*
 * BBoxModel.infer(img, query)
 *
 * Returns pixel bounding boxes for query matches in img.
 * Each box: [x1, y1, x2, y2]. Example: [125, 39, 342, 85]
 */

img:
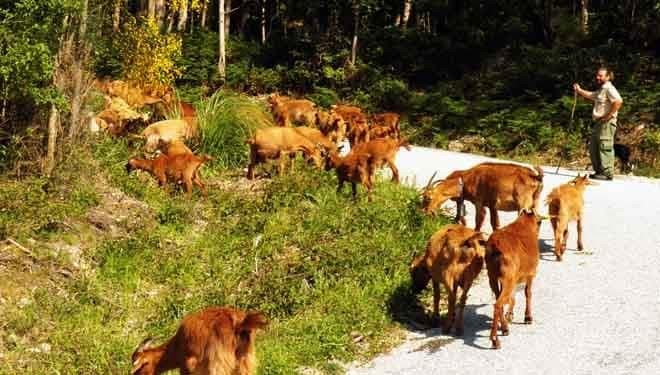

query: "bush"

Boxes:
[118, 17, 182, 87]
[197, 90, 273, 168]
[306, 87, 340, 108]
[368, 78, 412, 112]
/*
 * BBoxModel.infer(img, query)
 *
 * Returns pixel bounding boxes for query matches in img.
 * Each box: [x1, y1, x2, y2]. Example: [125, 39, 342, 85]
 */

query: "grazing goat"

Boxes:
[96, 79, 169, 109]
[410, 224, 486, 335]
[293, 126, 338, 153]
[158, 139, 193, 157]
[545, 174, 592, 261]
[421, 162, 544, 231]
[485, 209, 541, 349]
[351, 138, 411, 183]
[131, 307, 267, 375]
[326, 149, 375, 201]
[246, 127, 322, 179]
[369, 112, 401, 139]
[332, 104, 370, 146]
[268, 95, 317, 127]
[142, 119, 198, 153]
[126, 152, 211, 198]
[315, 110, 347, 143]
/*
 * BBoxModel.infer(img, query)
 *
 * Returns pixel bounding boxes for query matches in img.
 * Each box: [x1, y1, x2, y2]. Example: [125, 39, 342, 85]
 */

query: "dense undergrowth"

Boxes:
[0, 136, 446, 374]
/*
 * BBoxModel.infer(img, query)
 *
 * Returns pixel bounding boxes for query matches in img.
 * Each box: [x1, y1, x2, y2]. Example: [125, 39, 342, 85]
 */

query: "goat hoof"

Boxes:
[556, 255, 562, 262]
[491, 340, 501, 350]
[524, 316, 533, 324]
[501, 328, 509, 336]
[505, 312, 513, 322]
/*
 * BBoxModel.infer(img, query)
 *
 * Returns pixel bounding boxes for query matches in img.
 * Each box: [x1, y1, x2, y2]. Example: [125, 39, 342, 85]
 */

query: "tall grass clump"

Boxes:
[197, 90, 273, 168]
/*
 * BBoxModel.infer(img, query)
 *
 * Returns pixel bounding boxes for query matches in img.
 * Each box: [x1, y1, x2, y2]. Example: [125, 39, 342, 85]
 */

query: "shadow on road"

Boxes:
[386, 282, 494, 351]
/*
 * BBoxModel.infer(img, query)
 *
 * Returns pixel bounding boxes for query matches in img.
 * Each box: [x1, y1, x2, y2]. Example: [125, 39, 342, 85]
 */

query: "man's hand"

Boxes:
[573, 83, 581, 92]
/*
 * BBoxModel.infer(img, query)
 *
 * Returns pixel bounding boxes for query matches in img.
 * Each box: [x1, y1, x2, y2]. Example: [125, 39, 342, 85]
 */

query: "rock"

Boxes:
[447, 135, 486, 153]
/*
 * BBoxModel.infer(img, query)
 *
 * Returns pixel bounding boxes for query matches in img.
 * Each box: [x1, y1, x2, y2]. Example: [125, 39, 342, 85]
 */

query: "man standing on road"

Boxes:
[573, 67, 623, 181]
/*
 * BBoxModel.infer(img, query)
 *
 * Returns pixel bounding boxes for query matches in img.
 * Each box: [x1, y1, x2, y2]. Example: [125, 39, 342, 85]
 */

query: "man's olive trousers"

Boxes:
[590, 118, 617, 177]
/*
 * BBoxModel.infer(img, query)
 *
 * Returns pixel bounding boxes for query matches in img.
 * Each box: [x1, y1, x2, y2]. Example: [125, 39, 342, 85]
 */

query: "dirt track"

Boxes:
[348, 147, 660, 375]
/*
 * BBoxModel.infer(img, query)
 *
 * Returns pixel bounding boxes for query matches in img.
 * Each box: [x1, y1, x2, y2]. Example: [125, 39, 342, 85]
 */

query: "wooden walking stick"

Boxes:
[555, 90, 578, 174]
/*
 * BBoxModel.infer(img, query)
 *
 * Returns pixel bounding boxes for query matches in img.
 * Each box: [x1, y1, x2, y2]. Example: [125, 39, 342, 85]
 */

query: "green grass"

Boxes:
[0, 136, 448, 374]
[197, 90, 274, 168]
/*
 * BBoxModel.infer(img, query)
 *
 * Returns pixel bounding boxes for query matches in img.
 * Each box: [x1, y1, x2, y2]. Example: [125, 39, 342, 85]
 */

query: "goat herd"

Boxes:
[94, 87, 593, 374]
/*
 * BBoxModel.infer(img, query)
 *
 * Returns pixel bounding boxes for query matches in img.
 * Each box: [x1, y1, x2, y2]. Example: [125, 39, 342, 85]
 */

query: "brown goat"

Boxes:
[410, 224, 486, 335]
[158, 139, 193, 157]
[545, 174, 592, 261]
[142, 119, 198, 153]
[421, 163, 544, 231]
[351, 138, 411, 183]
[131, 307, 268, 375]
[269, 95, 317, 127]
[126, 152, 211, 198]
[326, 149, 375, 201]
[246, 127, 323, 179]
[315, 110, 347, 143]
[485, 209, 541, 349]
[293, 126, 338, 153]
[332, 105, 370, 146]
[369, 112, 401, 139]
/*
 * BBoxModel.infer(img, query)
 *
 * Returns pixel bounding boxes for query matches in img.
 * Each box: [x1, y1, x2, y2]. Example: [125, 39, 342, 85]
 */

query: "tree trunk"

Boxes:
[350, 3, 359, 66]
[225, 0, 232, 37]
[177, 0, 189, 31]
[68, 0, 88, 140]
[218, 0, 226, 79]
[44, 105, 59, 177]
[155, 0, 166, 27]
[201, 0, 208, 29]
[542, 0, 554, 47]
[580, 0, 589, 35]
[402, 0, 412, 29]
[261, 0, 267, 44]
[148, 0, 155, 18]
[112, 0, 121, 32]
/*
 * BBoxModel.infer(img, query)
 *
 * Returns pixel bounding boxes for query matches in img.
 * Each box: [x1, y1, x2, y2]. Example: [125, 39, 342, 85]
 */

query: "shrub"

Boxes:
[197, 90, 273, 168]
[118, 17, 182, 87]
[368, 78, 411, 112]
[307, 87, 340, 108]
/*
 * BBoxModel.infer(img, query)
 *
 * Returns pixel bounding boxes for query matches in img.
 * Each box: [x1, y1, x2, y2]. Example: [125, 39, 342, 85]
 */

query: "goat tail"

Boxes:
[398, 138, 412, 151]
[532, 165, 544, 181]
[238, 312, 268, 334]
[200, 154, 214, 163]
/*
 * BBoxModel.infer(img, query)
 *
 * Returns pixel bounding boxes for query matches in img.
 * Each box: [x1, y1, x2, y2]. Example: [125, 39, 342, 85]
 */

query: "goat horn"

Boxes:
[424, 171, 438, 190]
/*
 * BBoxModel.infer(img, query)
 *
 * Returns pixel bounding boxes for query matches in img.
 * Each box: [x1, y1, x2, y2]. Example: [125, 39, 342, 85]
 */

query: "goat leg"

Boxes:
[489, 206, 500, 230]
[475, 205, 487, 232]
[577, 217, 584, 251]
[442, 282, 457, 335]
[387, 159, 400, 183]
[524, 278, 534, 324]
[431, 281, 441, 328]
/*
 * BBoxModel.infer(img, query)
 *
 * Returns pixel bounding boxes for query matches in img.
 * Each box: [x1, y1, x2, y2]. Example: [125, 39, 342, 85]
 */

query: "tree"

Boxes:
[402, 0, 412, 30]
[580, 0, 589, 35]
[177, 0, 189, 31]
[350, 1, 359, 66]
[219, 0, 227, 78]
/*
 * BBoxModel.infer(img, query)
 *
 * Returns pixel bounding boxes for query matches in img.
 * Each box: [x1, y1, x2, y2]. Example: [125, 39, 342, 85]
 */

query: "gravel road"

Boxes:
[348, 146, 660, 375]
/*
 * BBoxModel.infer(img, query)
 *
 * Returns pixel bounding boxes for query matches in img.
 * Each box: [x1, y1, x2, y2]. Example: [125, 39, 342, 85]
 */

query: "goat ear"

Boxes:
[131, 358, 146, 375]
[135, 337, 153, 353]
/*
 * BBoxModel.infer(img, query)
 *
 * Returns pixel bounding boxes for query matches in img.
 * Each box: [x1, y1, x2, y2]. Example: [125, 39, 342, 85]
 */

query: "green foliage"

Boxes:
[307, 87, 340, 109]
[197, 90, 273, 168]
[1, 135, 448, 373]
[118, 17, 182, 87]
